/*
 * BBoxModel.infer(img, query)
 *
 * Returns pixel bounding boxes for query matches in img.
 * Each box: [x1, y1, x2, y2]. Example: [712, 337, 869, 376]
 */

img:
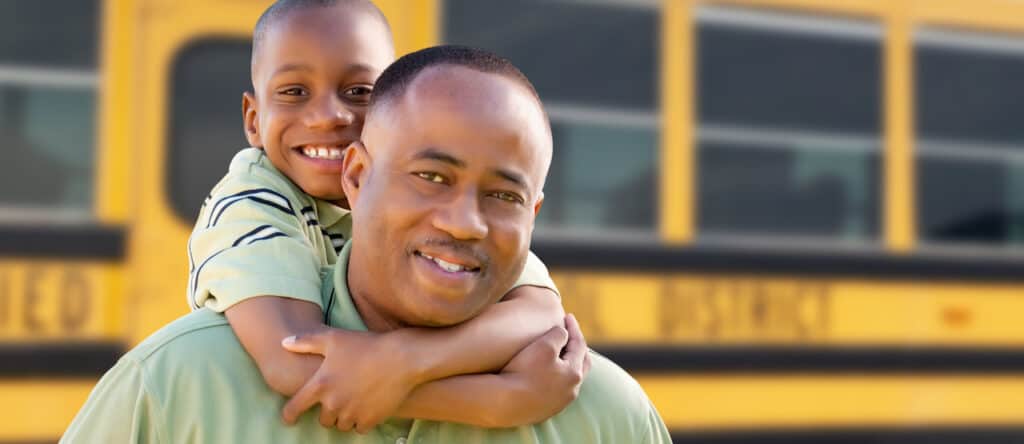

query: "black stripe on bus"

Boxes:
[533, 239, 1024, 282]
[0, 224, 125, 260]
[597, 345, 1024, 373]
[0, 342, 124, 378]
[670, 426, 1024, 444]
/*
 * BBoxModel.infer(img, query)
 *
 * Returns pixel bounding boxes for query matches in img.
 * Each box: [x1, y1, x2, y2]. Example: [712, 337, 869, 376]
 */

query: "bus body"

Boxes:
[2, 0, 1024, 442]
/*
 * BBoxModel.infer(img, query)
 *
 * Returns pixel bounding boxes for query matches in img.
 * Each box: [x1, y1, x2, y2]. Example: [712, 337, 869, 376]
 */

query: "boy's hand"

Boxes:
[279, 329, 418, 433]
[497, 314, 592, 425]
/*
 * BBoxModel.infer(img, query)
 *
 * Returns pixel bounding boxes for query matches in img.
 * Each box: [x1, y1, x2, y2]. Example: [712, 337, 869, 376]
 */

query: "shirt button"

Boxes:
[396, 438, 407, 444]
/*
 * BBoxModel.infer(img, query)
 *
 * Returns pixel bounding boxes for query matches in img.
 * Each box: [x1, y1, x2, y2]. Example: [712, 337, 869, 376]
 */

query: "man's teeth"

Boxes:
[420, 253, 472, 273]
[302, 146, 344, 160]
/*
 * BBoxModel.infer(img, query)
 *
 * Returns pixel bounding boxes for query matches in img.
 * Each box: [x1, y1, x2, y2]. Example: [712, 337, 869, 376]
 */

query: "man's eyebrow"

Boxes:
[493, 168, 526, 189]
[270, 63, 312, 77]
[413, 148, 466, 168]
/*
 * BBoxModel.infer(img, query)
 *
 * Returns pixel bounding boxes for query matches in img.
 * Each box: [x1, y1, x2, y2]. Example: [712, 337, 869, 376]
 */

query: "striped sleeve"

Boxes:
[187, 180, 323, 312]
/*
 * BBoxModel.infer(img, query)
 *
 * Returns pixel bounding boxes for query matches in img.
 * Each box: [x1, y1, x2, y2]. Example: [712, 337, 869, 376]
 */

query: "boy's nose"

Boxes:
[305, 95, 356, 130]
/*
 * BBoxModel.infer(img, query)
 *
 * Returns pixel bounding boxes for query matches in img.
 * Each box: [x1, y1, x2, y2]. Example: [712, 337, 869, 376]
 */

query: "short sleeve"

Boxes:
[61, 359, 166, 444]
[188, 184, 322, 312]
[510, 250, 559, 296]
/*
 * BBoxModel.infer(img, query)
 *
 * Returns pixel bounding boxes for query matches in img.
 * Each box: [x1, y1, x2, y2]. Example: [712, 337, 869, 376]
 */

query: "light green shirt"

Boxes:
[63, 242, 670, 444]
[187, 148, 556, 313]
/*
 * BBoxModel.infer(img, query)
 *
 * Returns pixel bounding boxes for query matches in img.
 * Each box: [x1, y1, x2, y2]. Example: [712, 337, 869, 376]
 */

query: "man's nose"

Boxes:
[304, 94, 355, 130]
[432, 191, 488, 241]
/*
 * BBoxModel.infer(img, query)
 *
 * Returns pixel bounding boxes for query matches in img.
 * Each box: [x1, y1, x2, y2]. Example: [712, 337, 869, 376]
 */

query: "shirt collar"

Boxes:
[315, 198, 348, 229]
[327, 240, 368, 332]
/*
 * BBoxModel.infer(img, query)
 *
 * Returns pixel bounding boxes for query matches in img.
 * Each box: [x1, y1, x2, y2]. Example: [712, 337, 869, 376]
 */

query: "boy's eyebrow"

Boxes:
[270, 63, 313, 77]
[413, 148, 528, 189]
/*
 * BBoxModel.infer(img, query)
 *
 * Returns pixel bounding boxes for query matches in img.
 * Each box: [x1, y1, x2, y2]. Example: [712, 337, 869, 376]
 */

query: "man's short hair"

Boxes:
[251, 0, 391, 66]
[368, 45, 543, 115]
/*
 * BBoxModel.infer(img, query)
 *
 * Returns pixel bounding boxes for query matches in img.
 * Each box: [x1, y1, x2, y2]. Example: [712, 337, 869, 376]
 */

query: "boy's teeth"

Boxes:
[302, 146, 343, 159]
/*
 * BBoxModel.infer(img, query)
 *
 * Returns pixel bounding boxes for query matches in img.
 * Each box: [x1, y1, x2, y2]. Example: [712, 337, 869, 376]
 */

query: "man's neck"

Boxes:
[345, 251, 403, 333]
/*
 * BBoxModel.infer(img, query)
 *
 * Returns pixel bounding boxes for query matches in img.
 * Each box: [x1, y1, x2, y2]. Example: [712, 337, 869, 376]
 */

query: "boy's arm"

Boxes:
[280, 285, 569, 431]
[224, 296, 325, 396]
[395, 314, 591, 427]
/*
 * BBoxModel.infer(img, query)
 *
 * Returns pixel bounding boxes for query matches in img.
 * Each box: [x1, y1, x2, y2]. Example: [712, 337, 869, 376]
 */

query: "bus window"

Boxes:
[696, 7, 882, 244]
[444, 0, 659, 236]
[916, 28, 1024, 247]
[168, 39, 252, 222]
[0, 0, 99, 220]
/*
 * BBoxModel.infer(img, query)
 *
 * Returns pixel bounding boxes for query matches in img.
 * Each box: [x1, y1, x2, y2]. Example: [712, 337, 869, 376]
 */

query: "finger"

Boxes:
[335, 418, 355, 432]
[561, 314, 587, 368]
[281, 329, 331, 356]
[583, 349, 593, 375]
[281, 375, 324, 424]
[319, 406, 339, 428]
[354, 416, 380, 434]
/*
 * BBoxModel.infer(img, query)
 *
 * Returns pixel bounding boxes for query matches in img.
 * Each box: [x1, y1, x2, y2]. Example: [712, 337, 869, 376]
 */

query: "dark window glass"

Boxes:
[918, 156, 1024, 244]
[696, 8, 882, 242]
[540, 123, 657, 230]
[169, 39, 252, 221]
[698, 12, 881, 133]
[0, 85, 96, 211]
[916, 33, 1024, 145]
[699, 140, 880, 238]
[445, 0, 660, 233]
[0, 0, 99, 68]
[916, 30, 1024, 246]
[444, 0, 657, 110]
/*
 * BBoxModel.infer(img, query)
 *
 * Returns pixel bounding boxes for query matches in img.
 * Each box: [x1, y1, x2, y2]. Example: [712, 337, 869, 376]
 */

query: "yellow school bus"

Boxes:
[3, 0, 1024, 442]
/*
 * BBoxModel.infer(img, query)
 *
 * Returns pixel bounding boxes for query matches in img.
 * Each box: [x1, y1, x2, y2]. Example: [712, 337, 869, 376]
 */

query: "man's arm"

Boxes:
[61, 359, 165, 444]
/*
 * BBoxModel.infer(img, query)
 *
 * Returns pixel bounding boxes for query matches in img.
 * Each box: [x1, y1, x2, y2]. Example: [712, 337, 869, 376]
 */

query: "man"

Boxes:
[62, 45, 671, 443]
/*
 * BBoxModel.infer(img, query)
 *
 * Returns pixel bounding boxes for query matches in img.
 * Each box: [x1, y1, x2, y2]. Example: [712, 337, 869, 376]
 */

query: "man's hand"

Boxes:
[279, 329, 418, 433]
[495, 314, 592, 425]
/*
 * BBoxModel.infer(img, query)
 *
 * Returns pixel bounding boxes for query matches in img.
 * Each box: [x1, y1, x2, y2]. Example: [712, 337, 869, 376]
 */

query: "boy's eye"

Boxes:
[414, 172, 446, 184]
[491, 191, 525, 205]
[344, 86, 373, 97]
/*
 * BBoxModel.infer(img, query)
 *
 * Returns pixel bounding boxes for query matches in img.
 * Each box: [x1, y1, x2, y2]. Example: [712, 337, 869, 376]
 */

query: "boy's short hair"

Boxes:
[368, 45, 544, 118]
[251, 0, 391, 66]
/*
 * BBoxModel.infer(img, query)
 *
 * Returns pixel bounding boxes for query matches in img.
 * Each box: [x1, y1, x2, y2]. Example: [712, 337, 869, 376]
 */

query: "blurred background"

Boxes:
[2, 0, 1024, 442]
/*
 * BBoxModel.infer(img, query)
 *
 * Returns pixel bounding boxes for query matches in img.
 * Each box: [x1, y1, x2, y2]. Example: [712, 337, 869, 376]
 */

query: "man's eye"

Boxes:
[279, 87, 307, 96]
[415, 172, 446, 184]
[492, 191, 524, 204]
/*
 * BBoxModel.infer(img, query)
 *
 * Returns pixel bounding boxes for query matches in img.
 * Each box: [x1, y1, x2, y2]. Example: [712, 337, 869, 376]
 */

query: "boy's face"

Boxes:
[343, 66, 552, 327]
[244, 6, 394, 203]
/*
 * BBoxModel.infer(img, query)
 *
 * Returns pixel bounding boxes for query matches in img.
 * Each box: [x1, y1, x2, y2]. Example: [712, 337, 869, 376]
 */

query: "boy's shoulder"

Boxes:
[203, 148, 314, 212]
[198, 147, 311, 216]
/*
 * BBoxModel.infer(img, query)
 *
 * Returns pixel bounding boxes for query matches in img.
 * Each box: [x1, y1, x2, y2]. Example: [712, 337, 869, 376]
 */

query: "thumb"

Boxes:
[281, 330, 330, 356]
[540, 324, 569, 350]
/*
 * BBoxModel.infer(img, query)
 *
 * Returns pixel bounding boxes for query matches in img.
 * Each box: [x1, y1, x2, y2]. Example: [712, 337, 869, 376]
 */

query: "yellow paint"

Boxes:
[0, 261, 120, 341]
[639, 374, 1024, 429]
[0, 380, 97, 441]
[95, 0, 136, 224]
[660, 0, 693, 244]
[884, 1, 916, 253]
[556, 272, 1024, 346]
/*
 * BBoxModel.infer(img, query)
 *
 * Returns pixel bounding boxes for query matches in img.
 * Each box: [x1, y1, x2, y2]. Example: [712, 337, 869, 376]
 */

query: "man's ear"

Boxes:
[341, 141, 370, 207]
[532, 191, 544, 217]
[242, 91, 262, 148]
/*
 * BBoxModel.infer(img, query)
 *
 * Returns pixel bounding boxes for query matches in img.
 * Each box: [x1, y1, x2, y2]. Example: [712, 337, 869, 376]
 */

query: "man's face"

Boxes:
[244, 6, 394, 203]
[345, 66, 551, 327]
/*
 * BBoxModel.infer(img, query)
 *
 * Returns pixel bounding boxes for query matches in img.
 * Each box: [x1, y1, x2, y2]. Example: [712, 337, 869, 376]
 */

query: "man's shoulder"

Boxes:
[577, 350, 655, 415]
[122, 309, 235, 365]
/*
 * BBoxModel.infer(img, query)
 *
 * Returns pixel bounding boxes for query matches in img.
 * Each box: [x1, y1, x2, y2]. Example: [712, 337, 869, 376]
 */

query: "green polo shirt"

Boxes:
[187, 148, 556, 313]
[63, 242, 670, 444]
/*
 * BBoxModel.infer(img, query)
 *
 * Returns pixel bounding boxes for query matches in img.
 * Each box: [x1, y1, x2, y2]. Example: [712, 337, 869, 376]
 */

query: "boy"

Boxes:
[187, 0, 580, 433]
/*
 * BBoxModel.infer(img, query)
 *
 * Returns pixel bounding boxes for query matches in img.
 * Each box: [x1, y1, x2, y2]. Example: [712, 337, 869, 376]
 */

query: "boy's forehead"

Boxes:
[251, 3, 393, 79]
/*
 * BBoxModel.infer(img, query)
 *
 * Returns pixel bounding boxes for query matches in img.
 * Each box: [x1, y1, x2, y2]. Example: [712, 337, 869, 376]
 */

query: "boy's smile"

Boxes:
[243, 4, 394, 204]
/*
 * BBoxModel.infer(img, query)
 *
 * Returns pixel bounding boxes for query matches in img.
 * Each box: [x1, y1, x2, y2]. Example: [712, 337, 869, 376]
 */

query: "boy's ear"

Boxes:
[242, 91, 262, 148]
[341, 141, 370, 207]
